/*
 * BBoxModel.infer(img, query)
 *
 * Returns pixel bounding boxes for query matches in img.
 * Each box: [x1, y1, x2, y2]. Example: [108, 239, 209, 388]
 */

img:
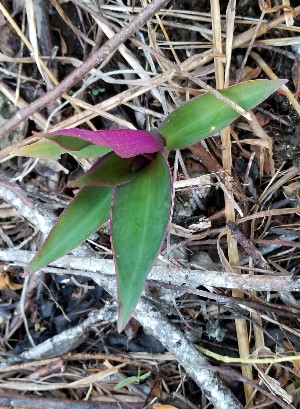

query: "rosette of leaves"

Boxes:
[14, 80, 284, 331]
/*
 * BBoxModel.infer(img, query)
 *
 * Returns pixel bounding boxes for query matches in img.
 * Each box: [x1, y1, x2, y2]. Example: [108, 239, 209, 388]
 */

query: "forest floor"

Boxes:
[0, 1, 300, 408]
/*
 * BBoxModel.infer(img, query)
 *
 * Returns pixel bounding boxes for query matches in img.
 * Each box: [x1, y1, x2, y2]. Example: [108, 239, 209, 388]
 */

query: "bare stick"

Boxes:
[2, 249, 300, 293]
[134, 298, 243, 409]
[0, 0, 170, 138]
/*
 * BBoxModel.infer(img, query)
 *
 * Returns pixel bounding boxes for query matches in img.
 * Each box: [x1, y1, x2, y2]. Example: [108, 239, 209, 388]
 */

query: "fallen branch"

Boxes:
[1, 249, 299, 292]
[134, 297, 243, 409]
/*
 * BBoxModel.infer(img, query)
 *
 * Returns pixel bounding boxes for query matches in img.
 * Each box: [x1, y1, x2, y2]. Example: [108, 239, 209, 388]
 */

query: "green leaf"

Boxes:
[138, 371, 151, 381]
[158, 79, 285, 149]
[29, 186, 113, 272]
[12, 140, 68, 159]
[111, 153, 172, 331]
[76, 144, 111, 158]
[12, 139, 111, 159]
[43, 133, 91, 150]
[114, 376, 137, 390]
[70, 153, 139, 187]
[114, 371, 151, 390]
[91, 87, 105, 96]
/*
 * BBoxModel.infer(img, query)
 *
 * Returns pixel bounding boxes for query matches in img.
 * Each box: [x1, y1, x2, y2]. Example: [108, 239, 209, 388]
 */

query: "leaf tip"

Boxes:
[117, 314, 131, 333]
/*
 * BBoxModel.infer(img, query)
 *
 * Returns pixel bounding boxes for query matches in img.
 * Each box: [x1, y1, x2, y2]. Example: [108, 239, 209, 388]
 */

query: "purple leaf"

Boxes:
[47, 128, 165, 158]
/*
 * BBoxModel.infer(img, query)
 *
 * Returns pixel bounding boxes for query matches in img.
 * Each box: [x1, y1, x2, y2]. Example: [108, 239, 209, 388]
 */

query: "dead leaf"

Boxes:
[235, 65, 261, 82]
[293, 358, 300, 375]
[0, 272, 23, 290]
[250, 145, 272, 175]
[292, 55, 300, 99]
[255, 112, 272, 127]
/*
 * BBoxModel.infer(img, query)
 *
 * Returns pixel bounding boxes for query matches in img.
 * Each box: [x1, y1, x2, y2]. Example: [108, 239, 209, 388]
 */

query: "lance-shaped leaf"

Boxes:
[111, 153, 172, 331]
[29, 186, 113, 272]
[12, 139, 111, 159]
[70, 152, 140, 187]
[158, 79, 285, 149]
[45, 128, 165, 158]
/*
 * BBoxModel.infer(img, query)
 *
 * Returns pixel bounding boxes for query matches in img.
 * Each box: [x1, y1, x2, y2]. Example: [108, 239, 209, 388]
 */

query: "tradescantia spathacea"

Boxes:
[14, 79, 285, 331]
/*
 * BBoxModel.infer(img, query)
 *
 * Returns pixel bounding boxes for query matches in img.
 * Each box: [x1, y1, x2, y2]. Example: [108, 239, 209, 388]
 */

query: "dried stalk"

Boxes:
[210, 0, 254, 403]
